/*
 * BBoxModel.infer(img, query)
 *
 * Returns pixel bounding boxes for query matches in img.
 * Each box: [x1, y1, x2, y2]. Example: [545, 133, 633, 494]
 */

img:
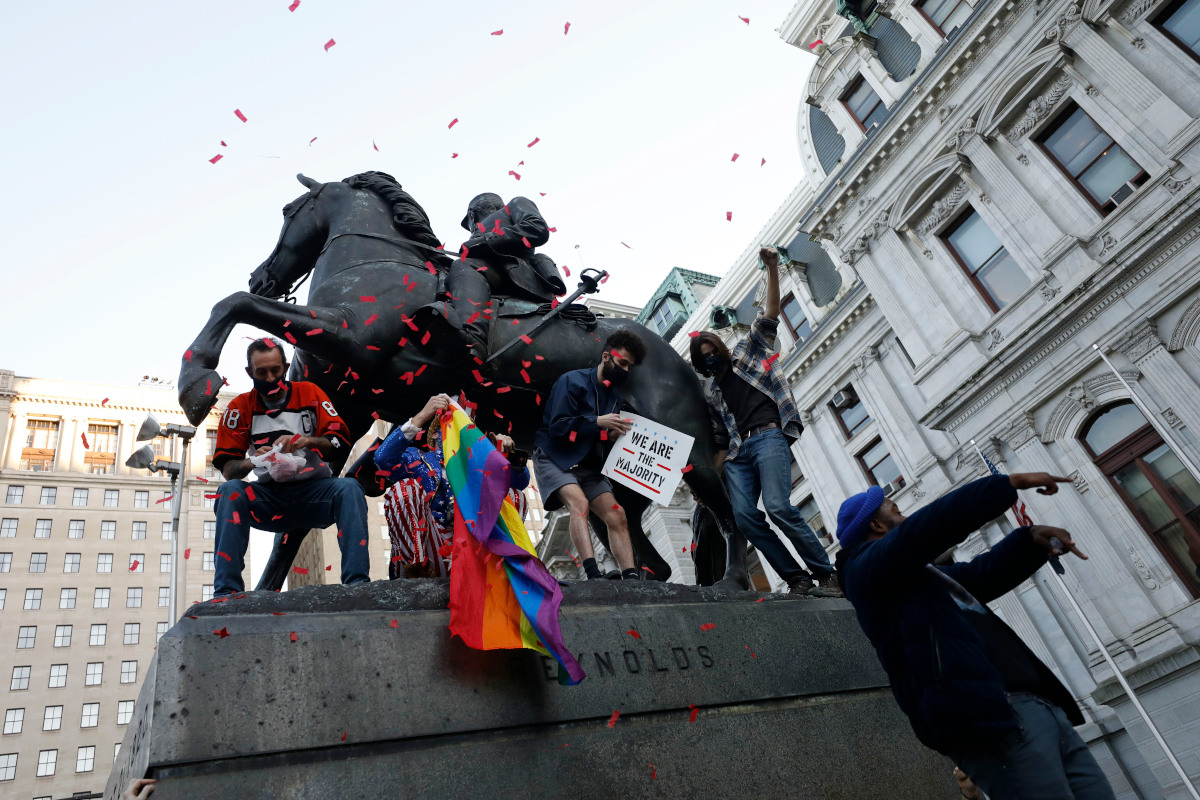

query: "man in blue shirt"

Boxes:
[533, 330, 647, 580]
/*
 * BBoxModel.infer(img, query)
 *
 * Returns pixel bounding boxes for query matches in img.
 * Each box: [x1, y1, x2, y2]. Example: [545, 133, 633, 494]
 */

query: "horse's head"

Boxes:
[248, 174, 327, 299]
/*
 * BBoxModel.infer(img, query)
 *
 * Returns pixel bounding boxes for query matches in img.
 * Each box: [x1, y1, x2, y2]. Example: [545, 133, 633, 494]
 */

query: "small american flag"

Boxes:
[980, 449, 1035, 526]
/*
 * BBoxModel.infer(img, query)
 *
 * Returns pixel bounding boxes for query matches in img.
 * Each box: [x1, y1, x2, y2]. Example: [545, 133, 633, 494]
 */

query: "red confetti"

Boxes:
[214, 627, 230, 639]
[284, 332, 297, 344]
[306, 328, 323, 337]
[519, 334, 533, 345]
[650, 763, 656, 780]
[101, 397, 109, 405]
[234, 108, 248, 122]
[520, 369, 530, 383]
[726, 211, 733, 221]
[756, 597, 766, 603]
[620, 241, 631, 248]
[607, 710, 621, 728]
[491, 29, 503, 35]
[184, 548, 191, 560]
[293, 567, 309, 575]
[373, 140, 379, 151]
[681, 464, 693, 473]
[626, 630, 640, 639]
[564, 21, 571, 34]
[155, 494, 172, 505]
[389, 619, 399, 628]
[438, 544, 452, 557]
[360, 295, 376, 303]
[326, 565, 332, 571]
[569, 431, 577, 442]
[700, 623, 716, 631]
[421, 331, 431, 345]
[184, 348, 193, 361]
[508, 170, 521, 180]
[309, 137, 318, 145]
[364, 313, 378, 326]
[218, 551, 231, 561]
[232, 511, 241, 525]
[448, 118, 459, 129]
[761, 157, 767, 166]
[81, 432, 90, 450]
[288, 0, 299, 10]
[548, 227, 557, 233]
[689, 706, 699, 723]
[452, 152, 459, 158]
[290, 631, 297, 642]
[129, 560, 139, 571]
[762, 353, 780, 371]
[527, 137, 540, 147]
[324, 38, 336, 51]
[209, 154, 223, 164]
[731, 153, 739, 162]
[340, 730, 348, 742]
[739, 15, 750, 23]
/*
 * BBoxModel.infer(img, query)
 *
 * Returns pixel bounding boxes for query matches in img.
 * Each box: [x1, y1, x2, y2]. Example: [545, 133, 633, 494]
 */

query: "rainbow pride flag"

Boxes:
[440, 404, 586, 685]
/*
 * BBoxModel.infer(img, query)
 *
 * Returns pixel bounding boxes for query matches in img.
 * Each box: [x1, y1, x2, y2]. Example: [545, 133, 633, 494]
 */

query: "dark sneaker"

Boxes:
[808, 572, 844, 598]
[787, 575, 815, 595]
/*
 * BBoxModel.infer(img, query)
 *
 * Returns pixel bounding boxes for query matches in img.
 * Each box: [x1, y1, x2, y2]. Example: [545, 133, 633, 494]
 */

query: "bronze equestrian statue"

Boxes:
[177, 171, 750, 590]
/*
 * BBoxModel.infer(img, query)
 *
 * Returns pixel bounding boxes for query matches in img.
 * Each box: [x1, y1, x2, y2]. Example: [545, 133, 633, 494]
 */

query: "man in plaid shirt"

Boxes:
[690, 246, 842, 596]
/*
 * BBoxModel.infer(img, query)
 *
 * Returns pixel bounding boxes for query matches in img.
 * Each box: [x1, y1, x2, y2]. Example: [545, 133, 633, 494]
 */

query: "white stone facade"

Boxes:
[647, 0, 1200, 795]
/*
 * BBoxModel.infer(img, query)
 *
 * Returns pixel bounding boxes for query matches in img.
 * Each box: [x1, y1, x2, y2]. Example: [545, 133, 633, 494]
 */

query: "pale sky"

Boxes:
[0, 0, 814, 393]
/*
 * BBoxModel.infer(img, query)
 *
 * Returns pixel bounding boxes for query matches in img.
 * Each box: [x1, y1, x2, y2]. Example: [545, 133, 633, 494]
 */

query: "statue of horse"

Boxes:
[177, 171, 750, 589]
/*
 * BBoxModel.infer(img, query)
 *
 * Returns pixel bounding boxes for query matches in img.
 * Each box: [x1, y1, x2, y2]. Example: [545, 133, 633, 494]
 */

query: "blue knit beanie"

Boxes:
[836, 486, 886, 549]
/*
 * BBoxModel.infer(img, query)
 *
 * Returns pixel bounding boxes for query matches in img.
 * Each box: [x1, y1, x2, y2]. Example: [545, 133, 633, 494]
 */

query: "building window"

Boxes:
[4, 486, 22, 504]
[798, 496, 831, 543]
[123, 623, 140, 646]
[117, 700, 135, 725]
[101, 520, 116, 539]
[204, 493, 217, 510]
[39, 487, 57, 505]
[94, 588, 110, 609]
[0, 589, 5, 610]
[1037, 103, 1147, 214]
[156, 621, 168, 642]
[76, 745, 96, 772]
[85, 663, 103, 686]
[120, 661, 137, 684]
[24, 588, 42, 610]
[80, 703, 99, 728]
[22, 420, 60, 471]
[72, 488, 89, 507]
[11, 667, 31, 691]
[2, 709, 22, 735]
[30, 552, 47, 573]
[0, 752, 14, 780]
[132, 521, 146, 540]
[941, 208, 1029, 312]
[0, 553, 9, 573]
[917, 0, 973, 35]
[48, 665, 67, 689]
[206, 429, 219, 478]
[104, 489, 119, 508]
[114, 743, 121, 763]
[64, 553, 81, 573]
[127, 587, 142, 608]
[831, 388, 872, 438]
[97, 553, 113, 573]
[841, 76, 888, 132]
[59, 588, 76, 609]
[34, 519, 51, 538]
[160, 553, 172, 574]
[158, 587, 170, 607]
[203, 552, 216, 572]
[90, 623, 106, 646]
[42, 706, 62, 732]
[130, 554, 144, 573]
[203, 521, 216, 539]
[134, 491, 149, 509]
[202, 585, 215, 602]
[35, 748, 57, 776]
[781, 294, 812, 344]
[53, 625, 71, 647]
[1082, 401, 1200, 597]
[68, 520, 84, 539]
[1155, 0, 1200, 62]
[86, 423, 119, 474]
[858, 438, 904, 489]
[0, 519, 11, 538]
[16, 626, 36, 649]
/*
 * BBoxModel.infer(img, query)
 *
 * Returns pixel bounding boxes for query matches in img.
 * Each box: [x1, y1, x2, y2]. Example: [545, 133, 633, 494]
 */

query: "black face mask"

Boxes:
[704, 354, 726, 375]
[252, 377, 288, 400]
[603, 361, 629, 386]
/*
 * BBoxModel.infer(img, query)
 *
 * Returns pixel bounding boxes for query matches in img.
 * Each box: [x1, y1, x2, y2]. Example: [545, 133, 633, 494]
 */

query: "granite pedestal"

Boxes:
[107, 580, 958, 799]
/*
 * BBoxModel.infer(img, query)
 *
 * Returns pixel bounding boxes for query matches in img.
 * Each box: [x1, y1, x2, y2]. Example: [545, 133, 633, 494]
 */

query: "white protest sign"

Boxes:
[602, 414, 695, 505]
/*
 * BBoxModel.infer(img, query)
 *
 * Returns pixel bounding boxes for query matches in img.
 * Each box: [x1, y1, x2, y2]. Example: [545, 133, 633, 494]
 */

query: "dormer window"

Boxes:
[781, 294, 812, 344]
[841, 77, 887, 132]
[917, 0, 973, 36]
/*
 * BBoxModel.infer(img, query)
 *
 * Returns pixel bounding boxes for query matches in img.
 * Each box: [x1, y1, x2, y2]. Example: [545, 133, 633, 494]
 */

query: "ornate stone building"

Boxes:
[650, 0, 1200, 795]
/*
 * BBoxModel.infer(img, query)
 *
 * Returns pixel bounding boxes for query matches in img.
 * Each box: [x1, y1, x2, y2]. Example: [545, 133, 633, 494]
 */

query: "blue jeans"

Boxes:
[723, 429, 834, 583]
[213, 477, 371, 595]
[953, 694, 1116, 800]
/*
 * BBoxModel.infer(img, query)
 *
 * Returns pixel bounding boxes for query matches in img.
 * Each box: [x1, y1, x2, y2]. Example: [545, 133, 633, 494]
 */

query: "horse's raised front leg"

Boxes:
[179, 291, 366, 425]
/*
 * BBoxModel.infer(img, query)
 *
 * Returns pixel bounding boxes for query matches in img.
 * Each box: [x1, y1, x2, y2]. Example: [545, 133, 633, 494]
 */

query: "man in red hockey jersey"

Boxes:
[210, 338, 370, 595]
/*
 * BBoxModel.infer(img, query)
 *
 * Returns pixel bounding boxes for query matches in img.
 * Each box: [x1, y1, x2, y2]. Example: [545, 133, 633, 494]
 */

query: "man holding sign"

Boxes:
[690, 246, 842, 597]
[533, 330, 647, 581]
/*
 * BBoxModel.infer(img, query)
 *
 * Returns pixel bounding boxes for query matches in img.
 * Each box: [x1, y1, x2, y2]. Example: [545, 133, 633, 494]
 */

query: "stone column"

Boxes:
[1113, 319, 1200, 470]
[3, 412, 26, 470]
[959, 136, 1063, 258]
[64, 416, 84, 473]
[850, 347, 919, 480]
[117, 421, 140, 476]
[802, 408, 867, 502]
[870, 226, 959, 361]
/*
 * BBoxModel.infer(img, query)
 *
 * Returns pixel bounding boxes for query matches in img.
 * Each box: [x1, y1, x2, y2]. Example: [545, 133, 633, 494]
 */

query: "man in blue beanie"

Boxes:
[834, 472, 1115, 800]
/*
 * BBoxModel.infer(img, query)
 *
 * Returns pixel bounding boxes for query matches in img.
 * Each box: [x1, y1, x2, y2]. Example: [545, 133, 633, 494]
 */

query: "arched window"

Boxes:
[1081, 402, 1200, 596]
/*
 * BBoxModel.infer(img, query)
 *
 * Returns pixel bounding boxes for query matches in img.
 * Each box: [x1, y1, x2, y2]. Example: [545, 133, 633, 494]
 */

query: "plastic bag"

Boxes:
[249, 443, 308, 482]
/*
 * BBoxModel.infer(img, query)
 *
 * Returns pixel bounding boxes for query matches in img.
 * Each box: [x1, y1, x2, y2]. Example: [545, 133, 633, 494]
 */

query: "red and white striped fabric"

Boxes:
[382, 479, 451, 580]
[507, 487, 528, 521]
